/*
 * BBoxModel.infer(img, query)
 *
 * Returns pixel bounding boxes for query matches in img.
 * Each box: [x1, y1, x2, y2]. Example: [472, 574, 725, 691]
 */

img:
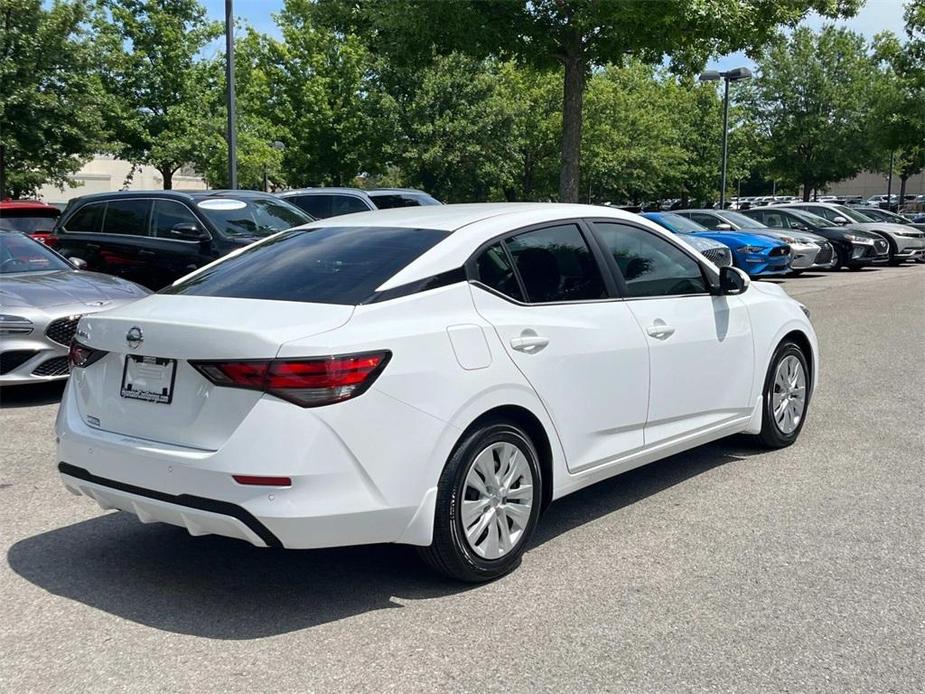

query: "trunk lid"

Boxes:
[72, 295, 353, 450]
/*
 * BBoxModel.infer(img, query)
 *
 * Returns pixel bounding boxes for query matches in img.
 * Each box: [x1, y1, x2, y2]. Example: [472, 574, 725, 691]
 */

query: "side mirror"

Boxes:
[170, 222, 210, 241]
[715, 223, 733, 231]
[718, 266, 750, 295]
[69, 257, 88, 270]
[832, 216, 849, 225]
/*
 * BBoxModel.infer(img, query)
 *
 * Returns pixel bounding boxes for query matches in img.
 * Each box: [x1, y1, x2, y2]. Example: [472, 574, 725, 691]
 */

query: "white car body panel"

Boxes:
[57, 203, 818, 551]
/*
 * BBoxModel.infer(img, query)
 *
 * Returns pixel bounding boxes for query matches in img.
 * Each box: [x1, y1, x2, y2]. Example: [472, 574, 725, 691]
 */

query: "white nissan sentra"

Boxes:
[57, 203, 817, 581]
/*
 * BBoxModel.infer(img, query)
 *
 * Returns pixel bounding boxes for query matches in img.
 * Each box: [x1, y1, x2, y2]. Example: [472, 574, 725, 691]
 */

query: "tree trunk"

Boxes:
[899, 175, 908, 209]
[558, 32, 585, 203]
[802, 180, 812, 202]
[0, 143, 6, 199]
[161, 166, 173, 190]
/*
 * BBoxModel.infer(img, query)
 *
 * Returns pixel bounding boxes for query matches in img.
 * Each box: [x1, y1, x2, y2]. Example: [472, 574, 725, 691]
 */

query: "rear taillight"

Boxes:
[191, 351, 391, 407]
[68, 341, 108, 369]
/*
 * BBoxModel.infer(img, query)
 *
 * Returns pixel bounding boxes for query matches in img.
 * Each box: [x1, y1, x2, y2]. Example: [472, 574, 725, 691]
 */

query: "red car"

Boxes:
[0, 199, 61, 243]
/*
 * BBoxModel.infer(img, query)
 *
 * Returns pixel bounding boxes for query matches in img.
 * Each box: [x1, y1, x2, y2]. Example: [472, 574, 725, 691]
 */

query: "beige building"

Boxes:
[36, 155, 207, 206]
[829, 169, 925, 198]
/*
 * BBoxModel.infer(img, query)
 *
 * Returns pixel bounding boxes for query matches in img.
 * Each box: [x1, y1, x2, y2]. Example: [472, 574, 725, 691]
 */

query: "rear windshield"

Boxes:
[0, 208, 60, 233]
[162, 226, 450, 304]
[369, 192, 441, 209]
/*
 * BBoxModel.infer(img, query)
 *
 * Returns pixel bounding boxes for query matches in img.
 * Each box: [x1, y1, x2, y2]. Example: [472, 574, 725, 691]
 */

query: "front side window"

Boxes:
[505, 224, 606, 303]
[64, 202, 104, 233]
[593, 222, 706, 298]
[688, 212, 720, 228]
[152, 200, 200, 238]
[287, 194, 371, 219]
[475, 243, 524, 301]
[102, 200, 151, 235]
[720, 211, 766, 228]
[163, 226, 450, 305]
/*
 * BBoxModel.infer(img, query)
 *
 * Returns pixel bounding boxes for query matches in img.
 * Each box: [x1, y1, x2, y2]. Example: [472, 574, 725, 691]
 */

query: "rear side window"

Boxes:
[688, 212, 719, 228]
[102, 200, 150, 235]
[593, 222, 706, 298]
[163, 226, 450, 305]
[505, 224, 606, 303]
[64, 202, 104, 233]
[475, 243, 524, 301]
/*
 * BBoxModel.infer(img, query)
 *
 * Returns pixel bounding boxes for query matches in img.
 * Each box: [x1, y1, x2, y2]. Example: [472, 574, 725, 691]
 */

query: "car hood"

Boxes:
[846, 222, 923, 237]
[0, 270, 150, 309]
[691, 230, 785, 248]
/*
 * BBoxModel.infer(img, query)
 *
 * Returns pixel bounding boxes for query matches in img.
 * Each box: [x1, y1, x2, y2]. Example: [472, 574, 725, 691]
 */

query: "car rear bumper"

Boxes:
[55, 381, 443, 549]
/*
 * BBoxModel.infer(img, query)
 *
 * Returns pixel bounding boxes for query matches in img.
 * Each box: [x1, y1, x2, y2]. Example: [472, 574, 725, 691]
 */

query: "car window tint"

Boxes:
[287, 195, 333, 219]
[805, 206, 837, 222]
[593, 222, 706, 298]
[689, 213, 718, 228]
[163, 226, 450, 305]
[761, 212, 788, 228]
[199, 198, 310, 237]
[504, 224, 606, 303]
[152, 200, 200, 238]
[370, 193, 440, 209]
[64, 202, 104, 233]
[475, 243, 524, 301]
[102, 200, 150, 235]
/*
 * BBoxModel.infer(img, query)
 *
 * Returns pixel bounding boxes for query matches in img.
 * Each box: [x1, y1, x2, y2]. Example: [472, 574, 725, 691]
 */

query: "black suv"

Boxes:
[50, 190, 313, 289]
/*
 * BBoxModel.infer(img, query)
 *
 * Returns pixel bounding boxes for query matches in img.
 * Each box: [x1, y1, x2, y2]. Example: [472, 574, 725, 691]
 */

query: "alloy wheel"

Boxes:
[771, 354, 806, 435]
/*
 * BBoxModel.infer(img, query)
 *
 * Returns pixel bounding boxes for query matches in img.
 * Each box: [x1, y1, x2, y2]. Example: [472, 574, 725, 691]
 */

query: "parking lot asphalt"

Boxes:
[1, 265, 923, 693]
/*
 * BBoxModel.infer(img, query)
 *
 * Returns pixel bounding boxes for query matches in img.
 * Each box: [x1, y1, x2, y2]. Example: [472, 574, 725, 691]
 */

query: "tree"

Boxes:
[316, 0, 860, 202]
[868, 3, 925, 204]
[0, 0, 105, 198]
[93, 0, 222, 189]
[742, 26, 878, 201]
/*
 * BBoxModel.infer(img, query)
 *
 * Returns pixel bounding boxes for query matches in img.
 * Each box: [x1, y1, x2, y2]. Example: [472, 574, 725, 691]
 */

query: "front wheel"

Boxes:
[757, 341, 811, 448]
[419, 421, 542, 582]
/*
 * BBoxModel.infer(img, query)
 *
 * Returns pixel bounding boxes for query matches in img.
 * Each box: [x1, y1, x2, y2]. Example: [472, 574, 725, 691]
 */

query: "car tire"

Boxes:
[419, 420, 543, 582]
[757, 340, 811, 449]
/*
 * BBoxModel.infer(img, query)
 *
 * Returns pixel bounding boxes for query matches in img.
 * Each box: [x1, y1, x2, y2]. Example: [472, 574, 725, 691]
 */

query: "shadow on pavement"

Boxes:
[7, 436, 760, 639]
[0, 381, 66, 409]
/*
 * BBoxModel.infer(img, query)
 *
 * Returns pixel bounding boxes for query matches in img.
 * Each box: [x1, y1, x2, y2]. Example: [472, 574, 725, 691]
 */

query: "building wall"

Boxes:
[36, 155, 207, 205]
[829, 170, 925, 198]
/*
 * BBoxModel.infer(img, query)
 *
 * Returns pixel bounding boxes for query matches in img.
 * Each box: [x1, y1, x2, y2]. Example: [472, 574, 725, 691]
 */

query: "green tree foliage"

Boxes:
[315, 0, 860, 202]
[0, 0, 105, 197]
[743, 26, 878, 201]
[868, 3, 925, 202]
[94, 0, 222, 189]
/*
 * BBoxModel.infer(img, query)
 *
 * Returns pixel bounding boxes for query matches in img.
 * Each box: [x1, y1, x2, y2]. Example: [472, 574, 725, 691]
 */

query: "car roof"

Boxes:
[65, 189, 283, 204]
[278, 187, 370, 197]
[0, 199, 60, 211]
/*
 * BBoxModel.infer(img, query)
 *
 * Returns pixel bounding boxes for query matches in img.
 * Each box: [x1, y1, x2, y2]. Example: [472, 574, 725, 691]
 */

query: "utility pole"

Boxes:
[225, 0, 237, 189]
[699, 67, 752, 210]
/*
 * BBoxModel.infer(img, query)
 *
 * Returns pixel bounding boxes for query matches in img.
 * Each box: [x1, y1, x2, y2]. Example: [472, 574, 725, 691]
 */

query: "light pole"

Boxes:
[225, 0, 237, 190]
[699, 67, 752, 209]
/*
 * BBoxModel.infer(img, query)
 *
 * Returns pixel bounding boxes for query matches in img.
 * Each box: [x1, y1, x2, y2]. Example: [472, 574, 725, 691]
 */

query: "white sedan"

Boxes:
[57, 204, 817, 582]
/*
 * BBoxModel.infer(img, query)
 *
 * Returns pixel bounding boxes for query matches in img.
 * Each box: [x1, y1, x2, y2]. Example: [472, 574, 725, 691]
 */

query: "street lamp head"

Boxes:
[272, 140, 285, 150]
[723, 66, 753, 82]
[698, 70, 721, 82]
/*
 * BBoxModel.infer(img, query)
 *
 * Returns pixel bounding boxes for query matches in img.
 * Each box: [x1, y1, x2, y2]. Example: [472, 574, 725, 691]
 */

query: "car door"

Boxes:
[95, 198, 154, 285]
[589, 220, 755, 447]
[469, 222, 650, 473]
[55, 201, 106, 267]
[146, 199, 218, 288]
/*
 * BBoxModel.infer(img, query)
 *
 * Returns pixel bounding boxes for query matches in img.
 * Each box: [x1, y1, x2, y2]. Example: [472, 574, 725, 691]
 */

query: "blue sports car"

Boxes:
[641, 211, 792, 277]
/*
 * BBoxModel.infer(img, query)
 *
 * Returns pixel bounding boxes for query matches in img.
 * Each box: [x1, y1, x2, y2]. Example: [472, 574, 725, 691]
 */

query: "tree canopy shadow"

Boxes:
[7, 436, 763, 639]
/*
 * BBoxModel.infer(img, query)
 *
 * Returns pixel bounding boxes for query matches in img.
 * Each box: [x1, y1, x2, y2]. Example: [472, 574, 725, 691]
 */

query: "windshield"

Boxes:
[720, 211, 766, 228]
[163, 226, 451, 305]
[0, 233, 72, 273]
[835, 205, 875, 223]
[0, 210, 59, 233]
[649, 213, 707, 233]
[788, 208, 835, 228]
[196, 197, 312, 238]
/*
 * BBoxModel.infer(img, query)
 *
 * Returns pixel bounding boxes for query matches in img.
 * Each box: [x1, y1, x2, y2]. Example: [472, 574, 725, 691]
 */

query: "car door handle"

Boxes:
[646, 322, 676, 339]
[138, 249, 156, 256]
[510, 335, 550, 353]
[85, 243, 101, 250]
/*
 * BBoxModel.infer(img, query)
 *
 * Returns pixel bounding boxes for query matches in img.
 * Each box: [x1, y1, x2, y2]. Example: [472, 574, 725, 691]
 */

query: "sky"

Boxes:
[201, 0, 909, 71]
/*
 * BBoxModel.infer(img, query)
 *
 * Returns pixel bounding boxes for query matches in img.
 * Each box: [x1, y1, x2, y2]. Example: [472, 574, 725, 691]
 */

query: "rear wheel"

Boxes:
[757, 341, 811, 448]
[419, 421, 542, 582]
